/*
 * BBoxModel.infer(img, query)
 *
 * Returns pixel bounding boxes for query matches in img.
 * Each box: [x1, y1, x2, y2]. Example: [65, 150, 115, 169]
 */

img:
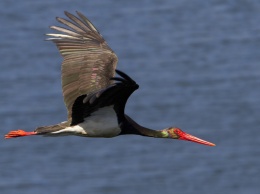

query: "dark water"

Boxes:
[1, 1, 260, 194]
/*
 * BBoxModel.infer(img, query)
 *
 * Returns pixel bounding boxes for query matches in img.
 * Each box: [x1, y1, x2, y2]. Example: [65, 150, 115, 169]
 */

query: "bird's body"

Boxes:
[5, 11, 215, 147]
[51, 106, 120, 137]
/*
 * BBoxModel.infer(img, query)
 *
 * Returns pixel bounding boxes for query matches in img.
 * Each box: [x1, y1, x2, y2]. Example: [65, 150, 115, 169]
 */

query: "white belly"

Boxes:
[51, 106, 121, 137]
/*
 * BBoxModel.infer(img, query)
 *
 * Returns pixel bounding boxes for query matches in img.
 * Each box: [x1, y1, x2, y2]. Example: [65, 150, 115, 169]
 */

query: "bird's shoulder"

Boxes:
[70, 70, 139, 126]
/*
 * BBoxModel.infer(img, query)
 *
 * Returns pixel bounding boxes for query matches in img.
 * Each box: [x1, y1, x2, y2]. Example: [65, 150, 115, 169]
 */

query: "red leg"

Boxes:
[5, 130, 36, 139]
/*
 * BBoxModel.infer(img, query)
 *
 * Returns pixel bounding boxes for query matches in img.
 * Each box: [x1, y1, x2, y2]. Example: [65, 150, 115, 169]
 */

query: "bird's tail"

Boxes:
[5, 121, 70, 139]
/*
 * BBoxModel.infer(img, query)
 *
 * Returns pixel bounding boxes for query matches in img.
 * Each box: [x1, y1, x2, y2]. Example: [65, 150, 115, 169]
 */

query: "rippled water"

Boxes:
[1, 1, 260, 194]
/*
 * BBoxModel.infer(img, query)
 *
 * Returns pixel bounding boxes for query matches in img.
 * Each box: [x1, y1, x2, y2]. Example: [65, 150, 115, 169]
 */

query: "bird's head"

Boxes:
[163, 127, 215, 146]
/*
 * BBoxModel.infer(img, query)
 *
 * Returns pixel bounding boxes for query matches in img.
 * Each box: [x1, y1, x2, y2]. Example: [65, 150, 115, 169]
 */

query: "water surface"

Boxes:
[1, 1, 260, 194]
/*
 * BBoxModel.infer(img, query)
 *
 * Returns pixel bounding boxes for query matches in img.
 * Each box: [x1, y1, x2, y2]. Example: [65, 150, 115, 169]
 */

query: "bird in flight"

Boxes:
[5, 11, 215, 146]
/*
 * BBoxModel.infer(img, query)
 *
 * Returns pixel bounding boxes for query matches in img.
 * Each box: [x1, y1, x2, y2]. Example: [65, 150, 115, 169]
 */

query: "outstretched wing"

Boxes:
[71, 70, 139, 126]
[47, 11, 118, 123]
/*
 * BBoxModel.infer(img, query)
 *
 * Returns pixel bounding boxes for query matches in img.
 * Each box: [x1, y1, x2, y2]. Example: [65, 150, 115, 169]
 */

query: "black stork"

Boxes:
[5, 11, 215, 146]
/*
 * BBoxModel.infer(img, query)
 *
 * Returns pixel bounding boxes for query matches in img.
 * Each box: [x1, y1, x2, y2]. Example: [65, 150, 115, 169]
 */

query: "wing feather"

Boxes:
[76, 11, 99, 33]
[47, 11, 118, 123]
[71, 70, 139, 126]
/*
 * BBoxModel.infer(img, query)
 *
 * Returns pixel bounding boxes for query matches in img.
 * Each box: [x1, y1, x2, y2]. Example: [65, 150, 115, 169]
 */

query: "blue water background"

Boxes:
[1, 0, 260, 194]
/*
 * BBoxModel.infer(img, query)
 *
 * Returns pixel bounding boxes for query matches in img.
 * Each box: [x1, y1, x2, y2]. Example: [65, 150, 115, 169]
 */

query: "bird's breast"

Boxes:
[78, 106, 121, 137]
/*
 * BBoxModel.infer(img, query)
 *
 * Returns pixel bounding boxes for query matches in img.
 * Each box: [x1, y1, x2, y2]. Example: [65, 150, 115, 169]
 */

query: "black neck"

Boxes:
[119, 114, 162, 137]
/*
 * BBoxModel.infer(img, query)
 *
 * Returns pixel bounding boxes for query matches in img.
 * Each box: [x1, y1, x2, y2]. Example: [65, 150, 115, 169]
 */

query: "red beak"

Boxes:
[176, 129, 215, 146]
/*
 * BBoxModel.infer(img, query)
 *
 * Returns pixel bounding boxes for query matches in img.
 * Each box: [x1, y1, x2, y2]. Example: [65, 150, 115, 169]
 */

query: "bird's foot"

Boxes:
[5, 130, 36, 139]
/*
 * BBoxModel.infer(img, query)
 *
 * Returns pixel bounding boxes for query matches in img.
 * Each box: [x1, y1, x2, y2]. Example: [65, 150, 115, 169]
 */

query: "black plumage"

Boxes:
[71, 69, 138, 126]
